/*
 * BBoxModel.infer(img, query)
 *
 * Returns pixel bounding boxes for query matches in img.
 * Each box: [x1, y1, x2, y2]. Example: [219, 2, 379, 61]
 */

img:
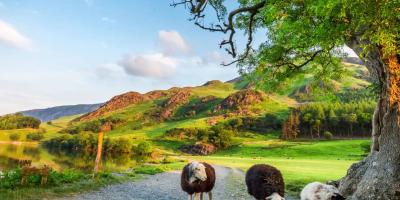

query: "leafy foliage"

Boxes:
[283, 100, 376, 138]
[0, 113, 41, 130]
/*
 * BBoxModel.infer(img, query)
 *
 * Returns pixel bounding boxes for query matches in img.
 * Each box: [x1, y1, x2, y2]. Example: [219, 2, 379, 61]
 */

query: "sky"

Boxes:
[0, 0, 242, 114]
[0, 0, 358, 115]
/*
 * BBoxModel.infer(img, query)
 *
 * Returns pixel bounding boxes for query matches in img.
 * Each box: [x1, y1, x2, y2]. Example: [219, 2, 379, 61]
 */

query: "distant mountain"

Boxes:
[21, 104, 103, 122]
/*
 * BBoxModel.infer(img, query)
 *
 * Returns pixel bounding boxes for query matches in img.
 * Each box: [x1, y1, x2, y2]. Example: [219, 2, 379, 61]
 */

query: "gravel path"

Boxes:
[60, 165, 296, 200]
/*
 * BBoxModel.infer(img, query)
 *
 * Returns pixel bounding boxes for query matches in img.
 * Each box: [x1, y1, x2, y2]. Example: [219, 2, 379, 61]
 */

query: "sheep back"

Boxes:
[245, 164, 285, 199]
[181, 162, 216, 195]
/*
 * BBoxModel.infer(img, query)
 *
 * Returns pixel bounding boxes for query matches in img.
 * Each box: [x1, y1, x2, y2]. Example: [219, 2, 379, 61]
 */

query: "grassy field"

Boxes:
[190, 139, 369, 194]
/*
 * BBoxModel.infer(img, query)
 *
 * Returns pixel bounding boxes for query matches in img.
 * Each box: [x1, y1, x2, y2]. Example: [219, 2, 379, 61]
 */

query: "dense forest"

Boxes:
[282, 100, 376, 139]
[0, 113, 41, 130]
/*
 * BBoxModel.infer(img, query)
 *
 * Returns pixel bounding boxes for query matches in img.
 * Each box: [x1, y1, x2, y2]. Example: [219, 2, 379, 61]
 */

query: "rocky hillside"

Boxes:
[21, 104, 102, 122]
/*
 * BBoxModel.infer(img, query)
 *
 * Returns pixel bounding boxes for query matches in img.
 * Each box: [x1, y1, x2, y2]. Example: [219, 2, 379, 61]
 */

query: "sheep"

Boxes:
[300, 182, 345, 200]
[181, 161, 216, 200]
[245, 164, 285, 200]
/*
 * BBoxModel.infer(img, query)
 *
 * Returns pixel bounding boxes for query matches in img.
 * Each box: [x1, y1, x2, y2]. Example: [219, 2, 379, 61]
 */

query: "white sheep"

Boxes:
[300, 182, 345, 200]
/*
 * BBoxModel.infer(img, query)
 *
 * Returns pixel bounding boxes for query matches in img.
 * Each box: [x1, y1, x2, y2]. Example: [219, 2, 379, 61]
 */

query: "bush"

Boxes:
[0, 168, 22, 189]
[0, 168, 87, 189]
[131, 123, 143, 130]
[26, 132, 44, 141]
[209, 125, 234, 149]
[82, 120, 102, 133]
[134, 142, 153, 156]
[0, 114, 41, 130]
[323, 131, 333, 140]
[9, 133, 20, 141]
[195, 125, 234, 149]
[62, 126, 81, 134]
[111, 138, 132, 153]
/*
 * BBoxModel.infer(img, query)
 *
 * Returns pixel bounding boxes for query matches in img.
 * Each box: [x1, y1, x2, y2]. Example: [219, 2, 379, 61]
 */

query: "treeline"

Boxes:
[282, 100, 375, 139]
[165, 125, 234, 149]
[0, 113, 41, 130]
[164, 114, 283, 149]
[61, 116, 125, 134]
[43, 133, 153, 156]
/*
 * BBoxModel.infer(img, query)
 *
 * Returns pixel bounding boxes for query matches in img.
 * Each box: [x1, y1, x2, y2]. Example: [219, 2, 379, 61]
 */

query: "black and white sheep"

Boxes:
[245, 164, 285, 200]
[300, 182, 345, 200]
[181, 161, 216, 200]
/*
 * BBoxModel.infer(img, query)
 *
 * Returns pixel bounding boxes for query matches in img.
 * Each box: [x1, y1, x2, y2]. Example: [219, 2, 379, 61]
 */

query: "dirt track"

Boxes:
[61, 165, 295, 200]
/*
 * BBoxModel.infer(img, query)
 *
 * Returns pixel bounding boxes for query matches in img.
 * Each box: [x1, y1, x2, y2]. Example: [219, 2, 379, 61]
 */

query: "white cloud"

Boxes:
[118, 53, 177, 78]
[158, 30, 191, 56]
[0, 20, 32, 50]
[101, 17, 116, 23]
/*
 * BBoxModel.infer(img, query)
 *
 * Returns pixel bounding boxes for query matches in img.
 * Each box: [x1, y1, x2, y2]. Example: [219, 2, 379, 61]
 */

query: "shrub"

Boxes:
[195, 125, 234, 149]
[209, 125, 234, 149]
[111, 138, 132, 153]
[0, 114, 41, 130]
[134, 142, 153, 156]
[0, 168, 88, 189]
[62, 126, 81, 134]
[82, 120, 102, 133]
[323, 131, 333, 140]
[47, 121, 52, 125]
[131, 123, 143, 130]
[0, 168, 22, 189]
[26, 132, 44, 141]
[9, 133, 20, 141]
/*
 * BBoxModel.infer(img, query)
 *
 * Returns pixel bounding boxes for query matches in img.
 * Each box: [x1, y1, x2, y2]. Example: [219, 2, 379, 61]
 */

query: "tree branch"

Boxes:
[172, 0, 266, 65]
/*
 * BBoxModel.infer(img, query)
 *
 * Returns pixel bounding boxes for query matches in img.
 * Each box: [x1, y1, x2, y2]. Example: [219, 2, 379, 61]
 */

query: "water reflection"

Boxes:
[0, 143, 139, 172]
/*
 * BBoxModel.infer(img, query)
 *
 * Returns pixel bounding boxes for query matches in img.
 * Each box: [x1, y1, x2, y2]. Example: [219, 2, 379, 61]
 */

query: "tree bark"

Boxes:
[94, 131, 104, 174]
[339, 38, 400, 199]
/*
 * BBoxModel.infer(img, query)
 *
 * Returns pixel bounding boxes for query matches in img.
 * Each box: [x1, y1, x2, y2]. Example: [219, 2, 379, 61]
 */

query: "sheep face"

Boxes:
[331, 193, 345, 200]
[189, 161, 207, 183]
[265, 192, 285, 200]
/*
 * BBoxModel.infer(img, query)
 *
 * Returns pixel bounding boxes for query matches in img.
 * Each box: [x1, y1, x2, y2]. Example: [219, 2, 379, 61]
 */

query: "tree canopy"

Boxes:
[173, 0, 399, 89]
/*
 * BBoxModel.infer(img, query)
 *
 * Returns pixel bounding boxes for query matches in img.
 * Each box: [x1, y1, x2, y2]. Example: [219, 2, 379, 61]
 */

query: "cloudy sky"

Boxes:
[0, 0, 242, 114]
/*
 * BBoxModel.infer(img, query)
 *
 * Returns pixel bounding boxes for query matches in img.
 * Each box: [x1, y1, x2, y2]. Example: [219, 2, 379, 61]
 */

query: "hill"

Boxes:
[62, 62, 372, 140]
[21, 103, 103, 122]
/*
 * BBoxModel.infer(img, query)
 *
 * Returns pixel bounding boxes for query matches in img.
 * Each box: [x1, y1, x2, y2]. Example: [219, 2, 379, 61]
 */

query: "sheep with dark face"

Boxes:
[245, 164, 285, 200]
[181, 161, 216, 200]
[300, 182, 345, 200]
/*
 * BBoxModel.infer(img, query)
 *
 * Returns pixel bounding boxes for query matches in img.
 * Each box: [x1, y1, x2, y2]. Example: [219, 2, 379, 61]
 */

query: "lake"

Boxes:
[0, 142, 139, 172]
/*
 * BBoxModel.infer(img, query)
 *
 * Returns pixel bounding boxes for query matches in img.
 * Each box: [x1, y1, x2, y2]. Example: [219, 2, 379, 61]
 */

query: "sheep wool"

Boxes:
[181, 161, 216, 199]
[300, 182, 345, 200]
[245, 164, 285, 200]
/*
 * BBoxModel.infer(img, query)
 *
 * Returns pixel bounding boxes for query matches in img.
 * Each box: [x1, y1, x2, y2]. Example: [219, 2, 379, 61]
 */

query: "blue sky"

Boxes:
[0, 0, 241, 114]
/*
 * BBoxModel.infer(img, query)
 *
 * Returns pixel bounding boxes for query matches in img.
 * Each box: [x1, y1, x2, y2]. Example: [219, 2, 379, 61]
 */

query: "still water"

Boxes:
[0, 143, 137, 172]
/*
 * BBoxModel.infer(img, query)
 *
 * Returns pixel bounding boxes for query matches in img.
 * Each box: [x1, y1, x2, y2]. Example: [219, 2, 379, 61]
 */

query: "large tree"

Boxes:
[173, 0, 400, 199]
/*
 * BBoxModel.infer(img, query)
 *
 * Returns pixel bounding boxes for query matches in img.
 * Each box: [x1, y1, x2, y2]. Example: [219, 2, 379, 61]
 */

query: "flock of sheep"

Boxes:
[181, 161, 345, 200]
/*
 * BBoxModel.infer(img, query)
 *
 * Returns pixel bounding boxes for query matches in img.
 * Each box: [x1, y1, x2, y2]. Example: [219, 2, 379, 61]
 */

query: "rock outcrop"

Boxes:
[158, 89, 192, 119]
[180, 143, 216, 155]
[79, 92, 148, 121]
[216, 89, 264, 112]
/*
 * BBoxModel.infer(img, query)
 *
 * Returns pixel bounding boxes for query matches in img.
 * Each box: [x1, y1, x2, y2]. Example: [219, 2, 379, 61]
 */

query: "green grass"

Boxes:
[0, 173, 129, 200]
[189, 139, 369, 195]
[192, 82, 237, 98]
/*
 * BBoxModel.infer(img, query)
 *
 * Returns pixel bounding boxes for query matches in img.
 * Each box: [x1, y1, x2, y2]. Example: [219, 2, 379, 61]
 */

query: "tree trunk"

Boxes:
[94, 131, 104, 174]
[339, 39, 400, 199]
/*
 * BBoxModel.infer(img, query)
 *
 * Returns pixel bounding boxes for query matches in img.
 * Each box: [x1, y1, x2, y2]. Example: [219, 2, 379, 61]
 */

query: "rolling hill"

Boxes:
[21, 103, 103, 122]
